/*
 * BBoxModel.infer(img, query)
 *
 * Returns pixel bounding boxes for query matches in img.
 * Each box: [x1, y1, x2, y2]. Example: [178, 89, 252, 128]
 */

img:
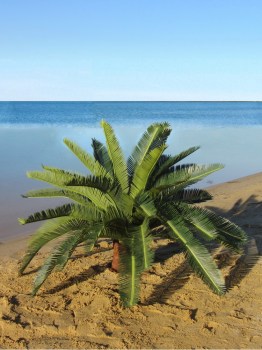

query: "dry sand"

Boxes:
[0, 173, 262, 349]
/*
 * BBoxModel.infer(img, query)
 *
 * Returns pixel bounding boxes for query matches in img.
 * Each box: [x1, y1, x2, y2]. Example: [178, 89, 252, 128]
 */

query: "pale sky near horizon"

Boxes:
[0, 0, 261, 101]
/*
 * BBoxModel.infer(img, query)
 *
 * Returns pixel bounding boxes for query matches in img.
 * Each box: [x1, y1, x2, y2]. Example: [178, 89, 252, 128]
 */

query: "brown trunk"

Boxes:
[111, 240, 120, 272]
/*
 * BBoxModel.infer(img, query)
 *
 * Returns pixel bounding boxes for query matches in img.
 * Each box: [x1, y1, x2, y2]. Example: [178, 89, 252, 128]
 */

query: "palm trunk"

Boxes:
[111, 240, 120, 272]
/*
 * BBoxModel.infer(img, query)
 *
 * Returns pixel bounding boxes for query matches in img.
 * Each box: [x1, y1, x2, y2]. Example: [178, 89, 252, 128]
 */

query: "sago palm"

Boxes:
[19, 121, 247, 307]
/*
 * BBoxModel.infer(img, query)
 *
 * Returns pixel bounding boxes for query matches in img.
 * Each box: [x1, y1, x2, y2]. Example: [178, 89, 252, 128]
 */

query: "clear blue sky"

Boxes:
[0, 0, 261, 101]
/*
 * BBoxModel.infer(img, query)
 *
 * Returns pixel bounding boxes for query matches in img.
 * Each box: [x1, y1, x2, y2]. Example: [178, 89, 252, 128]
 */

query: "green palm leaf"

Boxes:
[92, 138, 114, 175]
[138, 218, 154, 270]
[26, 170, 114, 210]
[43, 165, 114, 189]
[64, 138, 113, 181]
[19, 218, 90, 275]
[119, 238, 139, 307]
[128, 122, 171, 177]
[103, 205, 131, 228]
[70, 203, 102, 222]
[119, 221, 153, 307]
[18, 203, 73, 225]
[164, 215, 225, 295]
[130, 145, 166, 199]
[199, 207, 247, 250]
[26, 177, 129, 213]
[83, 225, 103, 254]
[101, 120, 129, 193]
[155, 188, 212, 205]
[27, 170, 76, 186]
[186, 163, 224, 185]
[149, 124, 171, 150]
[32, 231, 85, 295]
[177, 203, 247, 249]
[153, 168, 191, 191]
[150, 146, 200, 183]
[28, 169, 112, 191]
[66, 186, 114, 210]
[154, 164, 224, 191]
[175, 188, 212, 203]
[174, 203, 218, 241]
[109, 187, 134, 217]
[136, 192, 157, 217]
[22, 188, 92, 206]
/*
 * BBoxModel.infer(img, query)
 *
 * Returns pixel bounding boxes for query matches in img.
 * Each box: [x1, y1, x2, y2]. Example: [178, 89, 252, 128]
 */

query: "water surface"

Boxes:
[1, 102, 261, 241]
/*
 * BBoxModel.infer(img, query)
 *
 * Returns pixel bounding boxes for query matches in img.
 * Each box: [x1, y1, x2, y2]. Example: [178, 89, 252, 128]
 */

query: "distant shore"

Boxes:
[0, 172, 261, 349]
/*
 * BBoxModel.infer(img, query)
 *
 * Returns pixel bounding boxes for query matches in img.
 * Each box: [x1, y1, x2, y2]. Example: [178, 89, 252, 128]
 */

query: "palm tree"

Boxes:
[19, 121, 247, 307]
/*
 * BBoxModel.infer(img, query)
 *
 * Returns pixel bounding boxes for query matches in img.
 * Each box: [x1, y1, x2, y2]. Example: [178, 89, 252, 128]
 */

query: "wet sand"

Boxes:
[0, 173, 261, 349]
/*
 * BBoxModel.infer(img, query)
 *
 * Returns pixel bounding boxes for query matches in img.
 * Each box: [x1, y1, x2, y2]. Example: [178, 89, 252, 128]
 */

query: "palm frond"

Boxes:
[174, 203, 218, 241]
[44, 165, 113, 188]
[149, 123, 171, 150]
[119, 239, 140, 307]
[155, 188, 212, 206]
[164, 215, 226, 295]
[19, 218, 90, 275]
[92, 138, 114, 175]
[26, 170, 114, 210]
[101, 120, 129, 193]
[154, 164, 224, 191]
[201, 208, 247, 250]
[27, 170, 75, 187]
[66, 186, 114, 210]
[175, 189, 213, 203]
[64, 138, 113, 181]
[28, 172, 120, 211]
[137, 218, 154, 270]
[128, 122, 171, 178]
[130, 145, 166, 199]
[29, 168, 113, 191]
[108, 186, 134, 217]
[136, 192, 157, 217]
[185, 164, 224, 185]
[103, 205, 130, 226]
[42, 165, 81, 177]
[22, 188, 92, 207]
[70, 203, 102, 222]
[32, 231, 85, 295]
[150, 146, 200, 182]
[83, 225, 103, 254]
[119, 221, 153, 307]
[22, 188, 68, 198]
[18, 204, 73, 225]
[179, 203, 247, 249]
[153, 168, 191, 191]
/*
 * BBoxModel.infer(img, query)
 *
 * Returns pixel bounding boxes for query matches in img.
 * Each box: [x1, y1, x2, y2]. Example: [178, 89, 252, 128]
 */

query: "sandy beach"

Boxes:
[0, 172, 261, 349]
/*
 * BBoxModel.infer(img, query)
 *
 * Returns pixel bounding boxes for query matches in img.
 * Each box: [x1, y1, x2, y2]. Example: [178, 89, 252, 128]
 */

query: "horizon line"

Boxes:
[0, 100, 262, 103]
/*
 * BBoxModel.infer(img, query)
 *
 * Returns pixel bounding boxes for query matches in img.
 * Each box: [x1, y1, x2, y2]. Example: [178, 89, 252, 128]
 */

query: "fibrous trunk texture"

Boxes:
[111, 240, 120, 272]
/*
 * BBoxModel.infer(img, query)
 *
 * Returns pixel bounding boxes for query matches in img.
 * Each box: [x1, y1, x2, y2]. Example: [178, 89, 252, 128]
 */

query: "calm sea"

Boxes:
[0, 101, 262, 241]
[0, 101, 262, 127]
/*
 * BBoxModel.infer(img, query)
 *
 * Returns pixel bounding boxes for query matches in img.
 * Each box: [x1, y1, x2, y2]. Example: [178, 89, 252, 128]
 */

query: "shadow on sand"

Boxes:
[45, 262, 110, 294]
[145, 195, 262, 305]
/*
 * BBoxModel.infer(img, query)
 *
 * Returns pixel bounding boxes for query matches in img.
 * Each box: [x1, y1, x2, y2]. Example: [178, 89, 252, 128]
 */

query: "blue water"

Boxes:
[0, 102, 261, 241]
[0, 101, 262, 127]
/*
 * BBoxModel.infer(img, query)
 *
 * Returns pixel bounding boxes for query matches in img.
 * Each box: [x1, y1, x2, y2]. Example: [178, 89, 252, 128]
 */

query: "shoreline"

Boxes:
[0, 172, 261, 348]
